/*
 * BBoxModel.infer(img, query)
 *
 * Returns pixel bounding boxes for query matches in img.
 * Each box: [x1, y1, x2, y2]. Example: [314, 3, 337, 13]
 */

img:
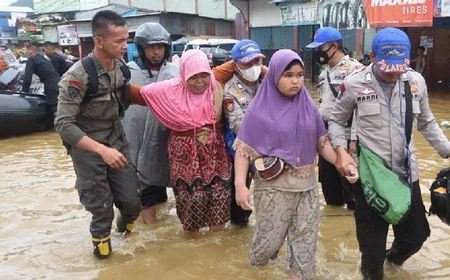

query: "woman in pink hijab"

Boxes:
[130, 49, 232, 231]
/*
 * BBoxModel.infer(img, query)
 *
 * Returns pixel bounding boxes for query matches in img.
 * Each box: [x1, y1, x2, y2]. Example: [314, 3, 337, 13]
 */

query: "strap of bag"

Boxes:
[81, 57, 99, 103]
[326, 71, 339, 98]
[403, 80, 413, 183]
[404, 81, 413, 145]
[81, 56, 131, 103]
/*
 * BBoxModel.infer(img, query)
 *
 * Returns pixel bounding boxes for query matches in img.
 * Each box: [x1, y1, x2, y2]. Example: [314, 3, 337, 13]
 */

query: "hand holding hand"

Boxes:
[345, 164, 359, 184]
[235, 184, 253, 211]
[335, 146, 355, 177]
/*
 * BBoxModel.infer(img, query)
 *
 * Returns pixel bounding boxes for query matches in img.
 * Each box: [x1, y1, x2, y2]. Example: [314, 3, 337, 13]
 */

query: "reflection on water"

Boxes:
[1, 90, 450, 280]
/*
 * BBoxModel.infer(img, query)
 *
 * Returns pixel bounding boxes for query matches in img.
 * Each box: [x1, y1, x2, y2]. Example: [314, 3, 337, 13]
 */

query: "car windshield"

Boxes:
[218, 43, 235, 51]
[199, 46, 212, 54]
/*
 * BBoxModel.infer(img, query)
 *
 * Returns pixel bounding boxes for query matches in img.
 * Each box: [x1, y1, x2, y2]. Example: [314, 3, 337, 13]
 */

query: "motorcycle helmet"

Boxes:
[134, 22, 171, 62]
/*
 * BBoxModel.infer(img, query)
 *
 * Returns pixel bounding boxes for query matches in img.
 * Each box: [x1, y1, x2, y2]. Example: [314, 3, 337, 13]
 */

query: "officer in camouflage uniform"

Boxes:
[306, 27, 363, 210]
[54, 10, 141, 259]
[223, 39, 265, 225]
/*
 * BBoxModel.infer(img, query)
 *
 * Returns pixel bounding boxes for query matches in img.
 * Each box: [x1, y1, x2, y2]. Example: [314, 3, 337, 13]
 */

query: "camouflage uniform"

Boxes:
[54, 54, 141, 239]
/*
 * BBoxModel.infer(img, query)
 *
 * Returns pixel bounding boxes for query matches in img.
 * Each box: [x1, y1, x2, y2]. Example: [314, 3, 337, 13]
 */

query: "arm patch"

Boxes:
[68, 80, 84, 90]
[337, 83, 346, 100]
[223, 98, 234, 112]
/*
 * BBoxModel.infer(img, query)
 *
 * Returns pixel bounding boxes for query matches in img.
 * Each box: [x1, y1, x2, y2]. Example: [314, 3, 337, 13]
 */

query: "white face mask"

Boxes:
[237, 65, 261, 82]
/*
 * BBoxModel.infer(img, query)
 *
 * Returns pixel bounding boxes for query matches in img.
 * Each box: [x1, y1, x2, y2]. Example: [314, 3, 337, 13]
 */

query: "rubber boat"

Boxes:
[0, 91, 53, 137]
[0, 67, 53, 137]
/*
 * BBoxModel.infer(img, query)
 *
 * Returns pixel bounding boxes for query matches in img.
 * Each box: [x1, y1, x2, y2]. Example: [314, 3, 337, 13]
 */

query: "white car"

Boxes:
[183, 38, 238, 66]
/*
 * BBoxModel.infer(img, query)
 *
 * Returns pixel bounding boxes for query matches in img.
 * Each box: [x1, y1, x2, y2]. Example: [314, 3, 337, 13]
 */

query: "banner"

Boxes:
[364, 0, 433, 27]
[57, 25, 79, 46]
[434, 0, 450, 17]
[317, 0, 368, 29]
[280, 2, 318, 26]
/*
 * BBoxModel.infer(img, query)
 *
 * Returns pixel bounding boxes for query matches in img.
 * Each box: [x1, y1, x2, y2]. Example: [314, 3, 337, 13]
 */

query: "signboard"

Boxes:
[280, 2, 318, 26]
[364, 0, 433, 27]
[317, 0, 368, 29]
[57, 25, 79, 46]
[434, 0, 450, 17]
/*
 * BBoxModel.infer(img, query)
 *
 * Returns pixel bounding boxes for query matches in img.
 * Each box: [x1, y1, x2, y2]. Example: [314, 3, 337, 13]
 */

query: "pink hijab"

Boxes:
[140, 49, 217, 132]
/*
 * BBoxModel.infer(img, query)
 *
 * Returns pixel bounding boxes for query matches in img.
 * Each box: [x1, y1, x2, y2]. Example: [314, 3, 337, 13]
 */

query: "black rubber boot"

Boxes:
[92, 235, 111, 259]
[116, 215, 135, 234]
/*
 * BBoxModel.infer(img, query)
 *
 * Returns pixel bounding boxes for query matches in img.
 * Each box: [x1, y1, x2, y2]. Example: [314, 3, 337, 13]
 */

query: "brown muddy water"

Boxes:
[1, 89, 450, 280]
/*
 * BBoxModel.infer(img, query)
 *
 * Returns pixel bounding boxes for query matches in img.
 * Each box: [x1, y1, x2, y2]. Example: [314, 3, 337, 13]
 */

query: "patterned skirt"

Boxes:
[168, 132, 232, 231]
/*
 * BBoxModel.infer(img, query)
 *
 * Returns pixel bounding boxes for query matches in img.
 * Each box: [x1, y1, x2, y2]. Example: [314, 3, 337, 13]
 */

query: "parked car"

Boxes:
[171, 37, 187, 58]
[183, 39, 238, 67]
[0, 46, 23, 73]
[209, 41, 237, 66]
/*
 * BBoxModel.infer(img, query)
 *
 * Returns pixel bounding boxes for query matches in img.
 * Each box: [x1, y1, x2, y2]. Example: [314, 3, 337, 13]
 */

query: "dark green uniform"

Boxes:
[54, 54, 141, 238]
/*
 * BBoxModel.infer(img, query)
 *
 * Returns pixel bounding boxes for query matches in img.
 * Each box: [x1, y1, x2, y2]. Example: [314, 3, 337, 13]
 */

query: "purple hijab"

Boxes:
[237, 49, 326, 167]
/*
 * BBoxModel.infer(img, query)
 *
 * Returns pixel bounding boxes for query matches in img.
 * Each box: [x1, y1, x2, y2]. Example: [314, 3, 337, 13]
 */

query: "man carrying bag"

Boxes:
[329, 28, 450, 280]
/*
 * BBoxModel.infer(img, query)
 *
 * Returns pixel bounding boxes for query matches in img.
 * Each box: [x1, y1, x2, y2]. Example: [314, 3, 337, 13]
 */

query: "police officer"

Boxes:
[329, 28, 450, 279]
[121, 22, 179, 225]
[54, 10, 141, 259]
[223, 39, 265, 225]
[306, 27, 362, 210]
[22, 44, 61, 118]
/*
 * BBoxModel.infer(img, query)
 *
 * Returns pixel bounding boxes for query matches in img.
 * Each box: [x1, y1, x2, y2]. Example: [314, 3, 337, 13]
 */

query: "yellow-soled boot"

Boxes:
[116, 215, 135, 234]
[92, 235, 111, 259]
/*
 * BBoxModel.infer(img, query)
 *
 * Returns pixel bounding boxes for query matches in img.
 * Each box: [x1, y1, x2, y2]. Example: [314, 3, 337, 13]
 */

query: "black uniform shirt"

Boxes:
[22, 53, 61, 93]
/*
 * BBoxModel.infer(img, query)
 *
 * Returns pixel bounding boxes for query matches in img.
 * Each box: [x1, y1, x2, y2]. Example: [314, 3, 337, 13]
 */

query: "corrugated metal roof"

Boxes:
[74, 14, 160, 37]
[74, 4, 158, 20]
[0, 6, 33, 13]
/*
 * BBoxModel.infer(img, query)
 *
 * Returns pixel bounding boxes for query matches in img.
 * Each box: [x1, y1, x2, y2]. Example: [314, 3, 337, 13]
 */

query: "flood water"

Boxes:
[1, 88, 450, 280]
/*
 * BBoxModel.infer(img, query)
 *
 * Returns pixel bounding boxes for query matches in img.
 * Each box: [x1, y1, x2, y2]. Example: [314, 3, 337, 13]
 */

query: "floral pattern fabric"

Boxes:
[168, 132, 232, 230]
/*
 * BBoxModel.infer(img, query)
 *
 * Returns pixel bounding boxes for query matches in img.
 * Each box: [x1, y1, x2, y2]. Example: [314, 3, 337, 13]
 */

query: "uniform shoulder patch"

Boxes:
[348, 66, 366, 77]
[340, 83, 346, 94]
[68, 80, 85, 90]
[67, 78, 85, 99]
[337, 83, 346, 101]
[67, 86, 81, 100]
[223, 98, 234, 113]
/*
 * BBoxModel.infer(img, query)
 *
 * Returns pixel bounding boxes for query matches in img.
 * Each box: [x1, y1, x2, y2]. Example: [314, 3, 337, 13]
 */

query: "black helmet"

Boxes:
[134, 22, 171, 62]
[429, 167, 450, 225]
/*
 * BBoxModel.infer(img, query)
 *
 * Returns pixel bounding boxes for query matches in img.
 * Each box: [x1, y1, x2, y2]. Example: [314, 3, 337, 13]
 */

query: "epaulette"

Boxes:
[348, 65, 366, 76]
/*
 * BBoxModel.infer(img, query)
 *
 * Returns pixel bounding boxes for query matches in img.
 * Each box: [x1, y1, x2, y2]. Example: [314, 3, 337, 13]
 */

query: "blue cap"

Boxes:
[372, 28, 411, 73]
[305, 27, 342, 49]
[231, 39, 265, 63]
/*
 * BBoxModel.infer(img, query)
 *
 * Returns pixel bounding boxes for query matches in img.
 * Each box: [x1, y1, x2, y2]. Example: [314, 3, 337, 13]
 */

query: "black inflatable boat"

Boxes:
[0, 92, 53, 137]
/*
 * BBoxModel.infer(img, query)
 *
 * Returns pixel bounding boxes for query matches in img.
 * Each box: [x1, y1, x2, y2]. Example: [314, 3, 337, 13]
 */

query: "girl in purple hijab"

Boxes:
[233, 49, 358, 280]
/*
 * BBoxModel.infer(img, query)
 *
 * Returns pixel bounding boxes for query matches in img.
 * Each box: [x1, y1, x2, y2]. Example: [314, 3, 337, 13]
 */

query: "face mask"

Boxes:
[237, 65, 261, 82]
[314, 44, 336, 65]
